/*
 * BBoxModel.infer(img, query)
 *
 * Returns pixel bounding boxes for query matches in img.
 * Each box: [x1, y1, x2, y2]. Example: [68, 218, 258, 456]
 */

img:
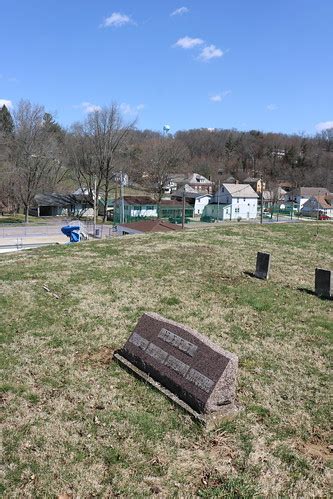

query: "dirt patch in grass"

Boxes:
[298, 441, 333, 462]
[77, 346, 114, 366]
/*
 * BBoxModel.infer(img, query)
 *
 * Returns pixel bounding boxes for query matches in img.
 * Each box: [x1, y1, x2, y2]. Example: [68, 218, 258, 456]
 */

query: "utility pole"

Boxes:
[181, 188, 186, 229]
[217, 178, 220, 222]
[316, 191, 320, 237]
[93, 176, 97, 235]
[260, 175, 264, 224]
[120, 171, 125, 224]
[114, 181, 118, 224]
[217, 167, 223, 222]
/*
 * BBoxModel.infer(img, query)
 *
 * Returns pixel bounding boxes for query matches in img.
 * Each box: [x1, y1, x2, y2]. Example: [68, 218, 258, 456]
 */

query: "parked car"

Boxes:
[200, 215, 216, 223]
[319, 214, 331, 220]
[168, 217, 190, 224]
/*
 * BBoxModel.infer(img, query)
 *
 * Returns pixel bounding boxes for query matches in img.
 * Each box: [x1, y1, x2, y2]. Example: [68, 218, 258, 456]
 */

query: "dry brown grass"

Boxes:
[1, 222, 332, 497]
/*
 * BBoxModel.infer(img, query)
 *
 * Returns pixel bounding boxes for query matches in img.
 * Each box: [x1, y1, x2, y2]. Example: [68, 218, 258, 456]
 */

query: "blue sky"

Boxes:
[1, 0, 332, 135]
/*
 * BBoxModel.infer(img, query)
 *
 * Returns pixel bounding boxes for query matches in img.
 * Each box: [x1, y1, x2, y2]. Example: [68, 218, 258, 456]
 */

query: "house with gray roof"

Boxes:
[178, 173, 214, 194]
[204, 183, 258, 220]
[301, 194, 333, 217]
[285, 187, 332, 211]
[243, 177, 266, 193]
[171, 184, 211, 215]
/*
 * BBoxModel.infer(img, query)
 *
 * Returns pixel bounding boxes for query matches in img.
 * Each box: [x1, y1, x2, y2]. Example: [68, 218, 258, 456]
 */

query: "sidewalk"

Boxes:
[0, 234, 68, 254]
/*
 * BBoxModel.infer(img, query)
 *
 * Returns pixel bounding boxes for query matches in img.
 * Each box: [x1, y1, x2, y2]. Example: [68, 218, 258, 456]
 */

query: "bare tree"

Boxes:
[10, 100, 60, 222]
[68, 104, 135, 221]
[141, 137, 190, 202]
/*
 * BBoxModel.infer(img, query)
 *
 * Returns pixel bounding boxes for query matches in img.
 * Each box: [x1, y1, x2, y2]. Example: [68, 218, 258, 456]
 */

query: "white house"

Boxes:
[193, 195, 212, 215]
[171, 184, 211, 216]
[285, 187, 331, 211]
[163, 173, 187, 194]
[114, 196, 158, 220]
[205, 183, 258, 220]
[301, 195, 333, 217]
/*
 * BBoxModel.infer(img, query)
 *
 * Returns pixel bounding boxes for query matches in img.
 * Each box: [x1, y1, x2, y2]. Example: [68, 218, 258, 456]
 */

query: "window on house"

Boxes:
[146, 205, 155, 210]
[237, 198, 239, 203]
[235, 208, 240, 213]
[244, 198, 246, 202]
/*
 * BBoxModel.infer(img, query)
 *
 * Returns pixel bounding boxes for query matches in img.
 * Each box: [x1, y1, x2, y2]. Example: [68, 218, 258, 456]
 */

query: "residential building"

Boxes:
[271, 149, 286, 159]
[113, 196, 157, 221]
[178, 173, 214, 194]
[285, 187, 331, 211]
[278, 180, 294, 192]
[171, 184, 211, 216]
[162, 173, 188, 194]
[243, 177, 266, 193]
[301, 195, 333, 217]
[31, 191, 95, 218]
[193, 195, 212, 216]
[204, 183, 258, 220]
[113, 196, 194, 222]
[218, 174, 238, 184]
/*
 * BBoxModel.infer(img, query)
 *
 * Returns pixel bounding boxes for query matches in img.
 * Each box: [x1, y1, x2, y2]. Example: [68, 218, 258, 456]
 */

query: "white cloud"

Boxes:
[79, 102, 102, 113]
[120, 103, 144, 115]
[199, 44, 223, 61]
[210, 91, 231, 102]
[174, 36, 204, 49]
[315, 121, 333, 132]
[171, 7, 189, 16]
[266, 104, 278, 111]
[0, 74, 18, 82]
[101, 12, 135, 28]
[0, 99, 13, 109]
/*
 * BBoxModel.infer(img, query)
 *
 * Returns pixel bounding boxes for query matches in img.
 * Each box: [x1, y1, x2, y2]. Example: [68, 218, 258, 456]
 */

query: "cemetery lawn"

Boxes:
[1, 222, 332, 498]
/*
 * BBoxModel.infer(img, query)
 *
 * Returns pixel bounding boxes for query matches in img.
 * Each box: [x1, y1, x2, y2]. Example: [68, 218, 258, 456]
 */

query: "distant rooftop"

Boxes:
[222, 183, 258, 198]
[299, 187, 331, 197]
[181, 173, 213, 185]
[243, 177, 261, 183]
[119, 196, 156, 205]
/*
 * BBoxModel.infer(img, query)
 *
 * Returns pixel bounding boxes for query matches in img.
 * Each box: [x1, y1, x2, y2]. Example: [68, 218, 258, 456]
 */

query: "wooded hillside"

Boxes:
[1, 101, 332, 217]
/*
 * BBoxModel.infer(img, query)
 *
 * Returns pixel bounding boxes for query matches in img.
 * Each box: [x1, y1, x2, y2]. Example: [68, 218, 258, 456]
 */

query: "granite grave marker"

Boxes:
[114, 313, 238, 421]
[315, 268, 332, 299]
[255, 251, 271, 280]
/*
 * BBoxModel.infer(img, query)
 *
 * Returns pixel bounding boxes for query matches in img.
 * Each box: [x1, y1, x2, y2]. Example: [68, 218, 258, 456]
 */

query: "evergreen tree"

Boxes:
[43, 112, 64, 137]
[0, 105, 14, 136]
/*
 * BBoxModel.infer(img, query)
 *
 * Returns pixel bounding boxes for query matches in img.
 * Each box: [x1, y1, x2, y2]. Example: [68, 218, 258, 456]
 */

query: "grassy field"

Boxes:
[0, 215, 48, 225]
[1, 223, 332, 498]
